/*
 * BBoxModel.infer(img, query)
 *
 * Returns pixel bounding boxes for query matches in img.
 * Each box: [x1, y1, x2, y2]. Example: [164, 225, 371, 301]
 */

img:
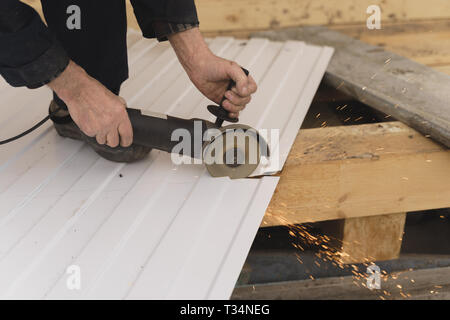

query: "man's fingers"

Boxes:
[230, 76, 257, 96]
[225, 90, 251, 107]
[247, 75, 257, 94]
[106, 130, 120, 148]
[222, 99, 245, 113]
[96, 134, 107, 145]
[118, 120, 133, 147]
[222, 87, 251, 114]
[227, 63, 249, 97]
[226, 63, 258, 98]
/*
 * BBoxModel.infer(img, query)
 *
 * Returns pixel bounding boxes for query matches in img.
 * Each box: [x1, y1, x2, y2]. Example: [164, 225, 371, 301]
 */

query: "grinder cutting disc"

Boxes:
[203, 124, 261, 179]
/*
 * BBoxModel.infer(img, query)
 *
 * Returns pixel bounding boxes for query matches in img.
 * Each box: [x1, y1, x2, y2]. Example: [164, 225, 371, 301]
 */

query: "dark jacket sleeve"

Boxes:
[0, 0, 69, 88]
[130, 0, 199, 41]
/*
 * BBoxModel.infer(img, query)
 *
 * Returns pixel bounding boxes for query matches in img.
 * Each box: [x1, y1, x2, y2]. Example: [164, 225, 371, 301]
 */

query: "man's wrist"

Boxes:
[48, 60, 87, 104]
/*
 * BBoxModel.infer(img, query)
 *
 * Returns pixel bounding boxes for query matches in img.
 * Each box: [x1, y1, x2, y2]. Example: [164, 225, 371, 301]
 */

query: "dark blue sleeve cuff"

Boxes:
[130, 0, 199, 41]
[153, 22, 199, 42]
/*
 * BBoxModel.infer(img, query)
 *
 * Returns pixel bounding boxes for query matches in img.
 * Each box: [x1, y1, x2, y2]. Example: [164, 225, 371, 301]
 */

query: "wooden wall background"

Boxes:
[23, 0, 450, 32]
[21, 1, 450, 75]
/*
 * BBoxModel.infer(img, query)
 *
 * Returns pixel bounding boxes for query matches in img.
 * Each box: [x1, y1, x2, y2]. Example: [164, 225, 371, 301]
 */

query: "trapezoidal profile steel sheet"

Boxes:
[0, 32, 332, 299]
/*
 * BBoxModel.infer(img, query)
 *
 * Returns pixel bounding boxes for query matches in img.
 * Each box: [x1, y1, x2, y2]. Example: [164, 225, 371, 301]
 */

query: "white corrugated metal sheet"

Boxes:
[0, 31, 332, 299]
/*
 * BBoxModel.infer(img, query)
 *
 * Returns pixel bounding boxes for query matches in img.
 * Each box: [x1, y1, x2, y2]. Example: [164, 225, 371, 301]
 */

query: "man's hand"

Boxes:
[48, 61, 133, 148]
[169, 28, 257, 118]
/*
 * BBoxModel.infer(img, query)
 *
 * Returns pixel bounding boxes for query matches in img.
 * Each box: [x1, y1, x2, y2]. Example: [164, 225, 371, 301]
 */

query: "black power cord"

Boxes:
[0, 104, 62, 145]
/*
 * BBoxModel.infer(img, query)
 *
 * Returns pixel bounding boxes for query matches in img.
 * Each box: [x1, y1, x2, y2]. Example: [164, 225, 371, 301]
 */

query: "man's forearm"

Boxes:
[168, 27, 212, 75]
[47, 60, 87, 105]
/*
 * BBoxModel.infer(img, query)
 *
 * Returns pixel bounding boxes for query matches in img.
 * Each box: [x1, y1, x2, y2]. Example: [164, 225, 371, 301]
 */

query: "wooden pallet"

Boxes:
[253, 22, 450, 263]
[263, 121, 450, 263]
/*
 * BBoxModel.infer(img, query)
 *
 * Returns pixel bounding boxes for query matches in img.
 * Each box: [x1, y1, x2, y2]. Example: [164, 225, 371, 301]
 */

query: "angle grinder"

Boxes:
[126, 67, 269, 179]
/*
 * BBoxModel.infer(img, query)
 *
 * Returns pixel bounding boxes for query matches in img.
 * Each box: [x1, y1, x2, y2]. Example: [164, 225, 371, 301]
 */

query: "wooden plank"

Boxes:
[23, 0, 450, 32]
[203, 19, 450, 76]
[339, 213, 406, 264]
[331, 20, 450, 68]
[232, 266, 450, 300]
[262, 122, 450, 226]
[331, 20, 450, 76]
[23, 0, 450, 78]
[254, 26, 450, 147]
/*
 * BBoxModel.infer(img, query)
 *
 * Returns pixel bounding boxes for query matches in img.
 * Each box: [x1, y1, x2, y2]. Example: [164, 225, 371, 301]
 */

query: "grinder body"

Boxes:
[127, 108, 213, 160]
